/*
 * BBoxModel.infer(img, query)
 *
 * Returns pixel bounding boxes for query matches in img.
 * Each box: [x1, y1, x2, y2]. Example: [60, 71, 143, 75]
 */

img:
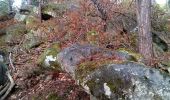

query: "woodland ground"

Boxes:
[0, 19, 90, 100]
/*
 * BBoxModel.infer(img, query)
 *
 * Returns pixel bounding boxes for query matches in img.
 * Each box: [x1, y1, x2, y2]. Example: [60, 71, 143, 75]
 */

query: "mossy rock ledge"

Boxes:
[56, 43, 170, 100]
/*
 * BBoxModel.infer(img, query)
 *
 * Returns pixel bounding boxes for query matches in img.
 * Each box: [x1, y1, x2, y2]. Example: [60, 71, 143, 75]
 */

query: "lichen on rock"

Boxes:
[37, 42, 61, 70]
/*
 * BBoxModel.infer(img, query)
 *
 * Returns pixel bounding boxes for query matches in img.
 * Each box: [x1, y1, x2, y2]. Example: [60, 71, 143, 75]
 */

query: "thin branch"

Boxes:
[9, 52, 15, 72]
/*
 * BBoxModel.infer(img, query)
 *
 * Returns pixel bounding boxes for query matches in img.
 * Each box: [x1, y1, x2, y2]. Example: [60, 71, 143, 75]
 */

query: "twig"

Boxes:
[9, 52, 15, 72]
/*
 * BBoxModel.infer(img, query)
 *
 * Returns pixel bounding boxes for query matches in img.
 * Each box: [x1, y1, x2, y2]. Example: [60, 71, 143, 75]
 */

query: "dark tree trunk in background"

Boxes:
[8, 0, 13, 13]
[136, 0, 153, 63]
[38, 0, 42, 22]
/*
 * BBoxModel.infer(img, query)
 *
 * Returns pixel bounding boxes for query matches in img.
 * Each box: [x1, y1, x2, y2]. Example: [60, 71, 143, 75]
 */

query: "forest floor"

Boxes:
[0, 19, 90, 100]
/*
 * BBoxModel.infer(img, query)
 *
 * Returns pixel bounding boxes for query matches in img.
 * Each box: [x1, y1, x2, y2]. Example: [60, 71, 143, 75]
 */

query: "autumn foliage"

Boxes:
[28, 0, 138, 52]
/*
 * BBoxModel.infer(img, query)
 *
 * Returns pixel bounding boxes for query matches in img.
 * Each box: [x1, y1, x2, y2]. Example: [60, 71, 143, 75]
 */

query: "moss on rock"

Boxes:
[47, 93, 63, 100]
[75, 59, 123, 84]
[26, 15, 39, 26]
[0, 35, 6, 47]
[42, 4, 67, 17]
[117, 48, 143, 62]
[22, 31, 42, 49]
[86, 30, 99, 45]
[5, 23, 26, 43]
[37, 43, 62, 70]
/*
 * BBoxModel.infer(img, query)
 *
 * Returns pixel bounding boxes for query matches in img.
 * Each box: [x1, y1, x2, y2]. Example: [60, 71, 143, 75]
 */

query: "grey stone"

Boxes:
[56, 44, 170, 100]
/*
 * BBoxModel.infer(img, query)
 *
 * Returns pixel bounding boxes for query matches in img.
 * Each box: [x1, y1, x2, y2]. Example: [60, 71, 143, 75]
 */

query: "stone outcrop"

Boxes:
[37, 43, 170, 99]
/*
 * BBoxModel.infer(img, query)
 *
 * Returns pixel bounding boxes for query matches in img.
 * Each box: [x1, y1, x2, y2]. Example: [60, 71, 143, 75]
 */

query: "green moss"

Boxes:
[87, 30, 98, 36]
[107, 79, 122, 92]
[5, 23, 26, 43]
[86, 79, 96, 94]
[47, 93, 63, 100]
[162, 61, 170, 67]
[129, 33, 138, 48]
[86, 79, 127, 99]
[86, 30, 99, 45]
[117, 48, 143, 62]
[42, 4, 67, 17]
[26, 15, 39, 26]
[37, 43, 62, 70]
[0, 36, 6, 47]
[107, 79, 128, 99]
[75, 59, 123, 84]
[22, 31, 42, 49]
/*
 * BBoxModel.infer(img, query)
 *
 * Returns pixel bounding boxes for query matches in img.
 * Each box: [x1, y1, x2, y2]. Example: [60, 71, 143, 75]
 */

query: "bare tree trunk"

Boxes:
[38, 0, 42, 22]
[136, 0, 153, 63]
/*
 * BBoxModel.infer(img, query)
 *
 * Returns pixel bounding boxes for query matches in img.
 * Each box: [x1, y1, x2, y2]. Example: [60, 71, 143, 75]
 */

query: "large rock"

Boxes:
[26, 15, 39, 26]
[20, 5, 38, 14]
[37, 43, 62, 70]
[14, 13, 27, 22]
[81, 62, 170, 100]
[5, 23, 26, 44]
[14, 5, 39, 22]
[57, 44, 140, 77]
[55, 43, 170, 100]
[0, 35, 6, 47]
[0, 51, 8, 86]
[152, 31, 170, 51]
[42, 3, 67, 17]
[0, 62, 8, 86]
[116, 48, 143, 62]
[22, 31, 42, 49]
